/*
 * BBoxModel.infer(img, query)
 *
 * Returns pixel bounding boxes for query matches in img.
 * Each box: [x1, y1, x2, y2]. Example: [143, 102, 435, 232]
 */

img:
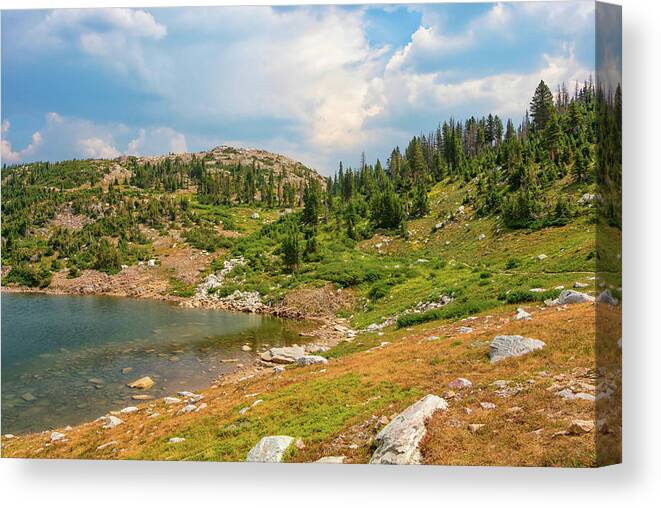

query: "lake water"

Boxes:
[1, 292, 308, 434]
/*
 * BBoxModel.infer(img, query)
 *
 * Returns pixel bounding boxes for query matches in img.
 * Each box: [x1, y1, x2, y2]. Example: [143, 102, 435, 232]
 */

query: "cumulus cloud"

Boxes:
[3, 4, 598, 172]
[1, 112, 189, 163]
[78, 137, 121, 159]
[127, 127, 188, 155]
[1, 121, 43, 164]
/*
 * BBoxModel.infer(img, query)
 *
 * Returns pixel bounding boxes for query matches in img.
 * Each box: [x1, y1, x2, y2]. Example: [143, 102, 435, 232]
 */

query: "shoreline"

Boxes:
[1, 284, 355, 438]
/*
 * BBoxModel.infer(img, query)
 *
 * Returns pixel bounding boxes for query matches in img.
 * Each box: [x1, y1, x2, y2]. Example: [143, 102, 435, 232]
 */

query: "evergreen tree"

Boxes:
[530, 80, 556, 131]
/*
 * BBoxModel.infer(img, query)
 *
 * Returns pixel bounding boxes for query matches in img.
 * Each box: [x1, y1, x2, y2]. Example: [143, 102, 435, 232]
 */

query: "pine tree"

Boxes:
[530, 80, 556, 131]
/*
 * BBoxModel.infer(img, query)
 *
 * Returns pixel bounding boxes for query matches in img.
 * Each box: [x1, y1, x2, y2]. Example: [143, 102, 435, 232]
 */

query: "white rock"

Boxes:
[448, 378, 472, 390]
[169, 437, 186, 444]
[50, 431, 66, 442]
[369, 394, 448, 465]
[480, 402, 496, 410]
[489, 335, 546, 363]
[241, 345, 252, 352]
[514, 308, 532, 320]
[574, 282, 589, 288]
[100, 415, 124, 429]
[478, 234, 485, 241]
[246, 436, 295, 463]
[296, 355, 328, 366]
[164, 397, 182, 405]
[120, 406, 139, 414]
[315, 456, 346, 464]
[177, 391, 204, 403]
[536, 254, 548, 261]
[260, 346, 306, 364]
[147, 259, 156, 267]
[178, 404, 197, 415]
[459, 326, 473, 334]
[548, 290, 595, 306]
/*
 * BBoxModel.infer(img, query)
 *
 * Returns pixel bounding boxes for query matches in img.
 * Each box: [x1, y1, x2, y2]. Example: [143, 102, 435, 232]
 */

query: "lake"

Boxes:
[1, 292, 308, 434]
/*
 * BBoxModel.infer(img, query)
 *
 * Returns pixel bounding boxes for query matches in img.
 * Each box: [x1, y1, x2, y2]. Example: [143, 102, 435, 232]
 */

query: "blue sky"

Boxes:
[1, 2, 596, 174]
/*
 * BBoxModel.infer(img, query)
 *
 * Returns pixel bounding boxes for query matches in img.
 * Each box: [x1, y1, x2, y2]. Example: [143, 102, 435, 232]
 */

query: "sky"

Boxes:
[1, 2, 596, 175]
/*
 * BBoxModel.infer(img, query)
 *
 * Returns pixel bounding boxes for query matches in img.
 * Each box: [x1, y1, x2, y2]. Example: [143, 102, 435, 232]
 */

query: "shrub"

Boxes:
[4, 264, 52, 288]
[396, 299, 499, 328]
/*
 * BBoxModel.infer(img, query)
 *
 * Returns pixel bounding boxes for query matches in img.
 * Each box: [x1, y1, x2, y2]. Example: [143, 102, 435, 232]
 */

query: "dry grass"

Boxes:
[2, 303, 616, 467]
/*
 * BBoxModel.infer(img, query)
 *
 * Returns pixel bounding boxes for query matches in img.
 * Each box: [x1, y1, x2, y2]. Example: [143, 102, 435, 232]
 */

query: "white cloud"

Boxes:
[1, 112, 190, 163]
[78, 137, 121, 159]
[1, 121, 43, 164]
[378, 47, 590, 125]
[127, 127, 188, 155]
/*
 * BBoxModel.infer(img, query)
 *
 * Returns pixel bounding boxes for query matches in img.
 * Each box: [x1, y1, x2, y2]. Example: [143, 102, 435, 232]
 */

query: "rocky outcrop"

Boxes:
[369, 394, 448, 465]
[489, 335, 546, 363]
[246, 436, 295, 463]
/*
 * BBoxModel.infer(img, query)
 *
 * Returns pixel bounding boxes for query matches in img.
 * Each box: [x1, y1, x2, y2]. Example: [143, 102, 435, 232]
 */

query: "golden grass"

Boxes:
[2, 303, 614, 467]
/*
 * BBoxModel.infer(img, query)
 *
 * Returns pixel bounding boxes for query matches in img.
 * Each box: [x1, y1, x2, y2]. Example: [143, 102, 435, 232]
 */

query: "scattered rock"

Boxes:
[458, 326, 473, 334]
[536, 254, 547, 261]
[127, 376, 155, 389]
[480, 402, 496, 410]
[96, 441, 118, 451]
[369, 394, 448, 465]
[529, 288, 546, 293]
[169, 437, 186, 444]
[147, 259, 157, 267]
[574, 282, 589, 288]
[177, 391, 204, 403]
[514, 308, 532, 320]
[132, 394, 154, 401]
[178, 404, 197, 415]
[246, 436, 295, 463]
[88, 378, 104, 385]
[577, 193, 597, 205]
[50, 431, 66, 442]
[241, 345, 252, 352]
[296, 355, 329, 366]
[489, 335, 546, 363]
[567, 419, 594, 435]
[468, 424, 485, 434]
[448, 378, 472, 390]
[260, 346, 306, 364]
[478, 234, 486, 241]
[547, 290, 595, 306]
[315, 456, 346, 464]
[99, 415, 123, 429]
[164, 396, 182, 405]
[120, 406, 139, 414]
[273, 366, 285, 374]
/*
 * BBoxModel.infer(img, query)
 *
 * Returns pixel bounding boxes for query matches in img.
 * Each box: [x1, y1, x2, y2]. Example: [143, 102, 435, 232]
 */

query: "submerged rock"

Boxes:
[369, 394, 448, 465]
[127, 376, 154, 389]
[246, 436, 295, 463]
[489, 335, 546, 363]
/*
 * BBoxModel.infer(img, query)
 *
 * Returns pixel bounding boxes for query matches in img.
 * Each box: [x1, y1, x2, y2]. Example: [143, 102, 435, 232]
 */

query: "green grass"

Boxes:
[135, 373, 419, 462]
